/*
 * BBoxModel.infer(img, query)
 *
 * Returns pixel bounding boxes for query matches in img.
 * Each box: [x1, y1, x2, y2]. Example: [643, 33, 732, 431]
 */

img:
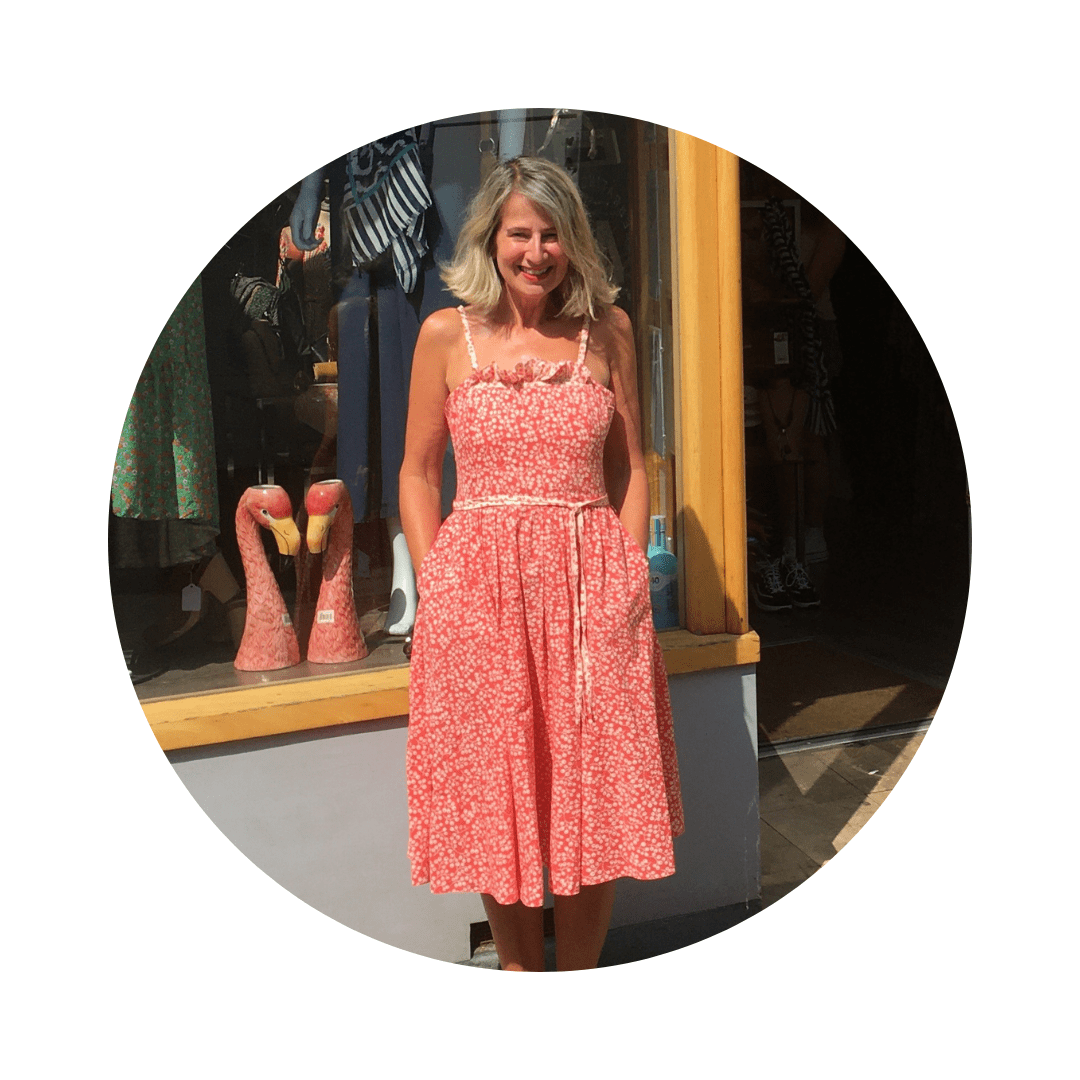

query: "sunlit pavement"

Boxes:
[758, 729, 926, 907]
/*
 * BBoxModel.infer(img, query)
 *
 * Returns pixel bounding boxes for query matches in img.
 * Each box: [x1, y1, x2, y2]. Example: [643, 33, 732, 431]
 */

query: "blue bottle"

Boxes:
[647, 515, 679, 630]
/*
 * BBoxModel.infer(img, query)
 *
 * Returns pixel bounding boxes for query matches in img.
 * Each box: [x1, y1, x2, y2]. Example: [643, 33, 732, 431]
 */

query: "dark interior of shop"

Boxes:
[747, 233, 968, 748]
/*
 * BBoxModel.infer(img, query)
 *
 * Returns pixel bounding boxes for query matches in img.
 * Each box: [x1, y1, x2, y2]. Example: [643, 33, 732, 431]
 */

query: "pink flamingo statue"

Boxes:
[293, 382, 339, 656]
[234, 485, 302, 671]
[305, 479, 367, 664]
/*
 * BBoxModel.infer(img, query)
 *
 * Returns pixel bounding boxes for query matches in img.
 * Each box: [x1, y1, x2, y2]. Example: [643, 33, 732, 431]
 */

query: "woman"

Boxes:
[399, 157, 683, 971]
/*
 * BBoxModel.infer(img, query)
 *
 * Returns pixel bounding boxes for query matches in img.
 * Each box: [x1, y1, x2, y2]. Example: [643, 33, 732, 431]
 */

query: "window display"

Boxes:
[740, 159, 847, 612]
[110, 109, 681, 700]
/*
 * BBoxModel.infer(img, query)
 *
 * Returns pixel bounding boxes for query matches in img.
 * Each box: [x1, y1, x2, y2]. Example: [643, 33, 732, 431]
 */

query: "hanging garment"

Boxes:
[406, 309, 684, 907]
[111, 278, 220, 565]
[335, 137, 460, 521]
[335, 249, 456, 521]
[760, 196, 837, 435]
[342, 131, 433, 294]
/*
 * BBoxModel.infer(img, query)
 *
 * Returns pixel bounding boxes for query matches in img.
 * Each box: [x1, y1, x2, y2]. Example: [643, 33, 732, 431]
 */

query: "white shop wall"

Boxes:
[168, 665, 759, 965]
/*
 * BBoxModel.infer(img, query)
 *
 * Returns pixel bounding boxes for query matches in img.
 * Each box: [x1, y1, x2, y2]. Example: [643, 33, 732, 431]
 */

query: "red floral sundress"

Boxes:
[406, 306, 683, 907]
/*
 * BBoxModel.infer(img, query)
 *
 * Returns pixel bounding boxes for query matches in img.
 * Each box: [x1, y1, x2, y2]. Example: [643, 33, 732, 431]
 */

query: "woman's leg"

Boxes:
[481, 895, 546, 972]
[802, 431, 829, 534]
[553, 881, 618, 971]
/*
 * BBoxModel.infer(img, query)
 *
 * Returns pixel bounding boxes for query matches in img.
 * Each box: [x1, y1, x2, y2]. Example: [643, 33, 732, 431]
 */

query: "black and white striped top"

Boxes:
[343, 130, 433, 294]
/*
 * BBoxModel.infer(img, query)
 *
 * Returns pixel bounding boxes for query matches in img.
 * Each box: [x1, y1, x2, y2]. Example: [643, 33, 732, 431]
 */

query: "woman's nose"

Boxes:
[527, 236, 543, 261]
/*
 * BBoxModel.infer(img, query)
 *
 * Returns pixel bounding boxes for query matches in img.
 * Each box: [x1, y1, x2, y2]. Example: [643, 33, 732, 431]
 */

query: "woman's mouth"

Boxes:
[519, 266, 552, 282]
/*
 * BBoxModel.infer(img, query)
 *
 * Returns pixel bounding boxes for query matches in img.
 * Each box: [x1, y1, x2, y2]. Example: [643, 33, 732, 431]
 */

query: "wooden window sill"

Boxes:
[144, 630, 760, 752]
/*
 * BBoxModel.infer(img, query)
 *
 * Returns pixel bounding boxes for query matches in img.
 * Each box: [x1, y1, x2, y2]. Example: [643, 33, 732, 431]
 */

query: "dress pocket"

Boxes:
[416, 534, 443, 594]
[608, 517, 652, 628]
[416, 518, 458, 595]
[612, 517, 650, 579]
[626, 538, 651, 578]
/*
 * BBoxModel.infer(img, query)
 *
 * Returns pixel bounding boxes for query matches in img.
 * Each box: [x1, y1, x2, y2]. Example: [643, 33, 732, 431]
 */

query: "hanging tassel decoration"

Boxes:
[760, 197, 837, 436]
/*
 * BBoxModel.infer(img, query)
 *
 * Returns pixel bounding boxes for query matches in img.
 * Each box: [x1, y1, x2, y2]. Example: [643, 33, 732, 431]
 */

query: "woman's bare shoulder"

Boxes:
[418, 305, 466, 345]
[591, 303, 633, 342]
[590, 304, 634, 365]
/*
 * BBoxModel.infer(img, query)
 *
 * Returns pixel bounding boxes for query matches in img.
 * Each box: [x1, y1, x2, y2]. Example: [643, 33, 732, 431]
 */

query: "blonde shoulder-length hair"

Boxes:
[440, 156, 619, 319]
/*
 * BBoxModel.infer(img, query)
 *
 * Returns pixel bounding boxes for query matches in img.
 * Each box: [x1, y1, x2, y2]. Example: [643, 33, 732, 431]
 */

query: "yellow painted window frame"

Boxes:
[143, 132, 759, 753]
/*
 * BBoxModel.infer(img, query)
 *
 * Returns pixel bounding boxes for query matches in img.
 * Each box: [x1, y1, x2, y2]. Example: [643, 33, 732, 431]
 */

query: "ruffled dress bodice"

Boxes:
[446, 357, 613, 506]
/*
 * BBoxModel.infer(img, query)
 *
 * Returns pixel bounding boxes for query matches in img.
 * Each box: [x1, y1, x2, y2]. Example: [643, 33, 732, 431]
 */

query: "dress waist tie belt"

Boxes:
[451, 494, 610, 727]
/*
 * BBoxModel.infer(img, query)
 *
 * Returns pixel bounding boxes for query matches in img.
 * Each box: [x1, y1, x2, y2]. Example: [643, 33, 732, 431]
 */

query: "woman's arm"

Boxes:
[398, 309, 454, 573]
[599, 306, 649, 554]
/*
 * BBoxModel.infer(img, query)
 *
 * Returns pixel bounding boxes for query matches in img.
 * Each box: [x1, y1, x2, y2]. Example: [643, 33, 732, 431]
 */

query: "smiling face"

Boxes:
[492, 191, 571, 308]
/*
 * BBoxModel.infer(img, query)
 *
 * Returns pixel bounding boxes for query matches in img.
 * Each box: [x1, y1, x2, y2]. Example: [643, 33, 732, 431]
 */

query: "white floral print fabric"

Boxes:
[406, 308, 684, 907]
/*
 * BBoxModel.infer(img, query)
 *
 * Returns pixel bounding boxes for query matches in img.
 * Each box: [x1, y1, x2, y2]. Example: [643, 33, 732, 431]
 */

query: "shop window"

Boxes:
[112, 110, 685, 703]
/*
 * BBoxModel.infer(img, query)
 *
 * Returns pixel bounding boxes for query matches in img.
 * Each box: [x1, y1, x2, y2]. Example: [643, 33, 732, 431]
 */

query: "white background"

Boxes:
[4, 1, 1075, 1075]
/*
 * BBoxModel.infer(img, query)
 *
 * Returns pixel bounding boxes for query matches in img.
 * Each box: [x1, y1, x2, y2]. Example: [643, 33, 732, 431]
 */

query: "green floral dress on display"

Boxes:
[111, 278, 220, 566]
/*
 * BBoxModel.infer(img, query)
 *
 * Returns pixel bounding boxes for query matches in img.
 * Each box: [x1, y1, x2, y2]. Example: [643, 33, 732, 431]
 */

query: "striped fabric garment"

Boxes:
[760, 197, 837, 436]
[343, 131, 433, 294]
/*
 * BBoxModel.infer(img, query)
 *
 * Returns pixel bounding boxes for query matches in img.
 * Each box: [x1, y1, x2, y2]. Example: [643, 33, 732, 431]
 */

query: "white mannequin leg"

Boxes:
[385, 516, 417, 636]
[498, 109, 527, 160]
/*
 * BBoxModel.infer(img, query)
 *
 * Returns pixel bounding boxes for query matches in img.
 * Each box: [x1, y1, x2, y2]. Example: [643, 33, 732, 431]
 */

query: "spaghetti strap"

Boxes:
[577, 315, 591, 365]
[458, 305, 479, 371]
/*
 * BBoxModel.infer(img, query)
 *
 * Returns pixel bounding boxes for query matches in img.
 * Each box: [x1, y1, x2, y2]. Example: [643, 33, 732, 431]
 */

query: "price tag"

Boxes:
[181, 583, 202, 612]
[772, 331, 790, 365]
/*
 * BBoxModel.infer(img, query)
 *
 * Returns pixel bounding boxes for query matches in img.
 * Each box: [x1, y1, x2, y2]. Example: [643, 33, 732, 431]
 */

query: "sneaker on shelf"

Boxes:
[804, 526, 829, 564]
[751, 557, 793, 611]
[782, 556, 821, 608]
